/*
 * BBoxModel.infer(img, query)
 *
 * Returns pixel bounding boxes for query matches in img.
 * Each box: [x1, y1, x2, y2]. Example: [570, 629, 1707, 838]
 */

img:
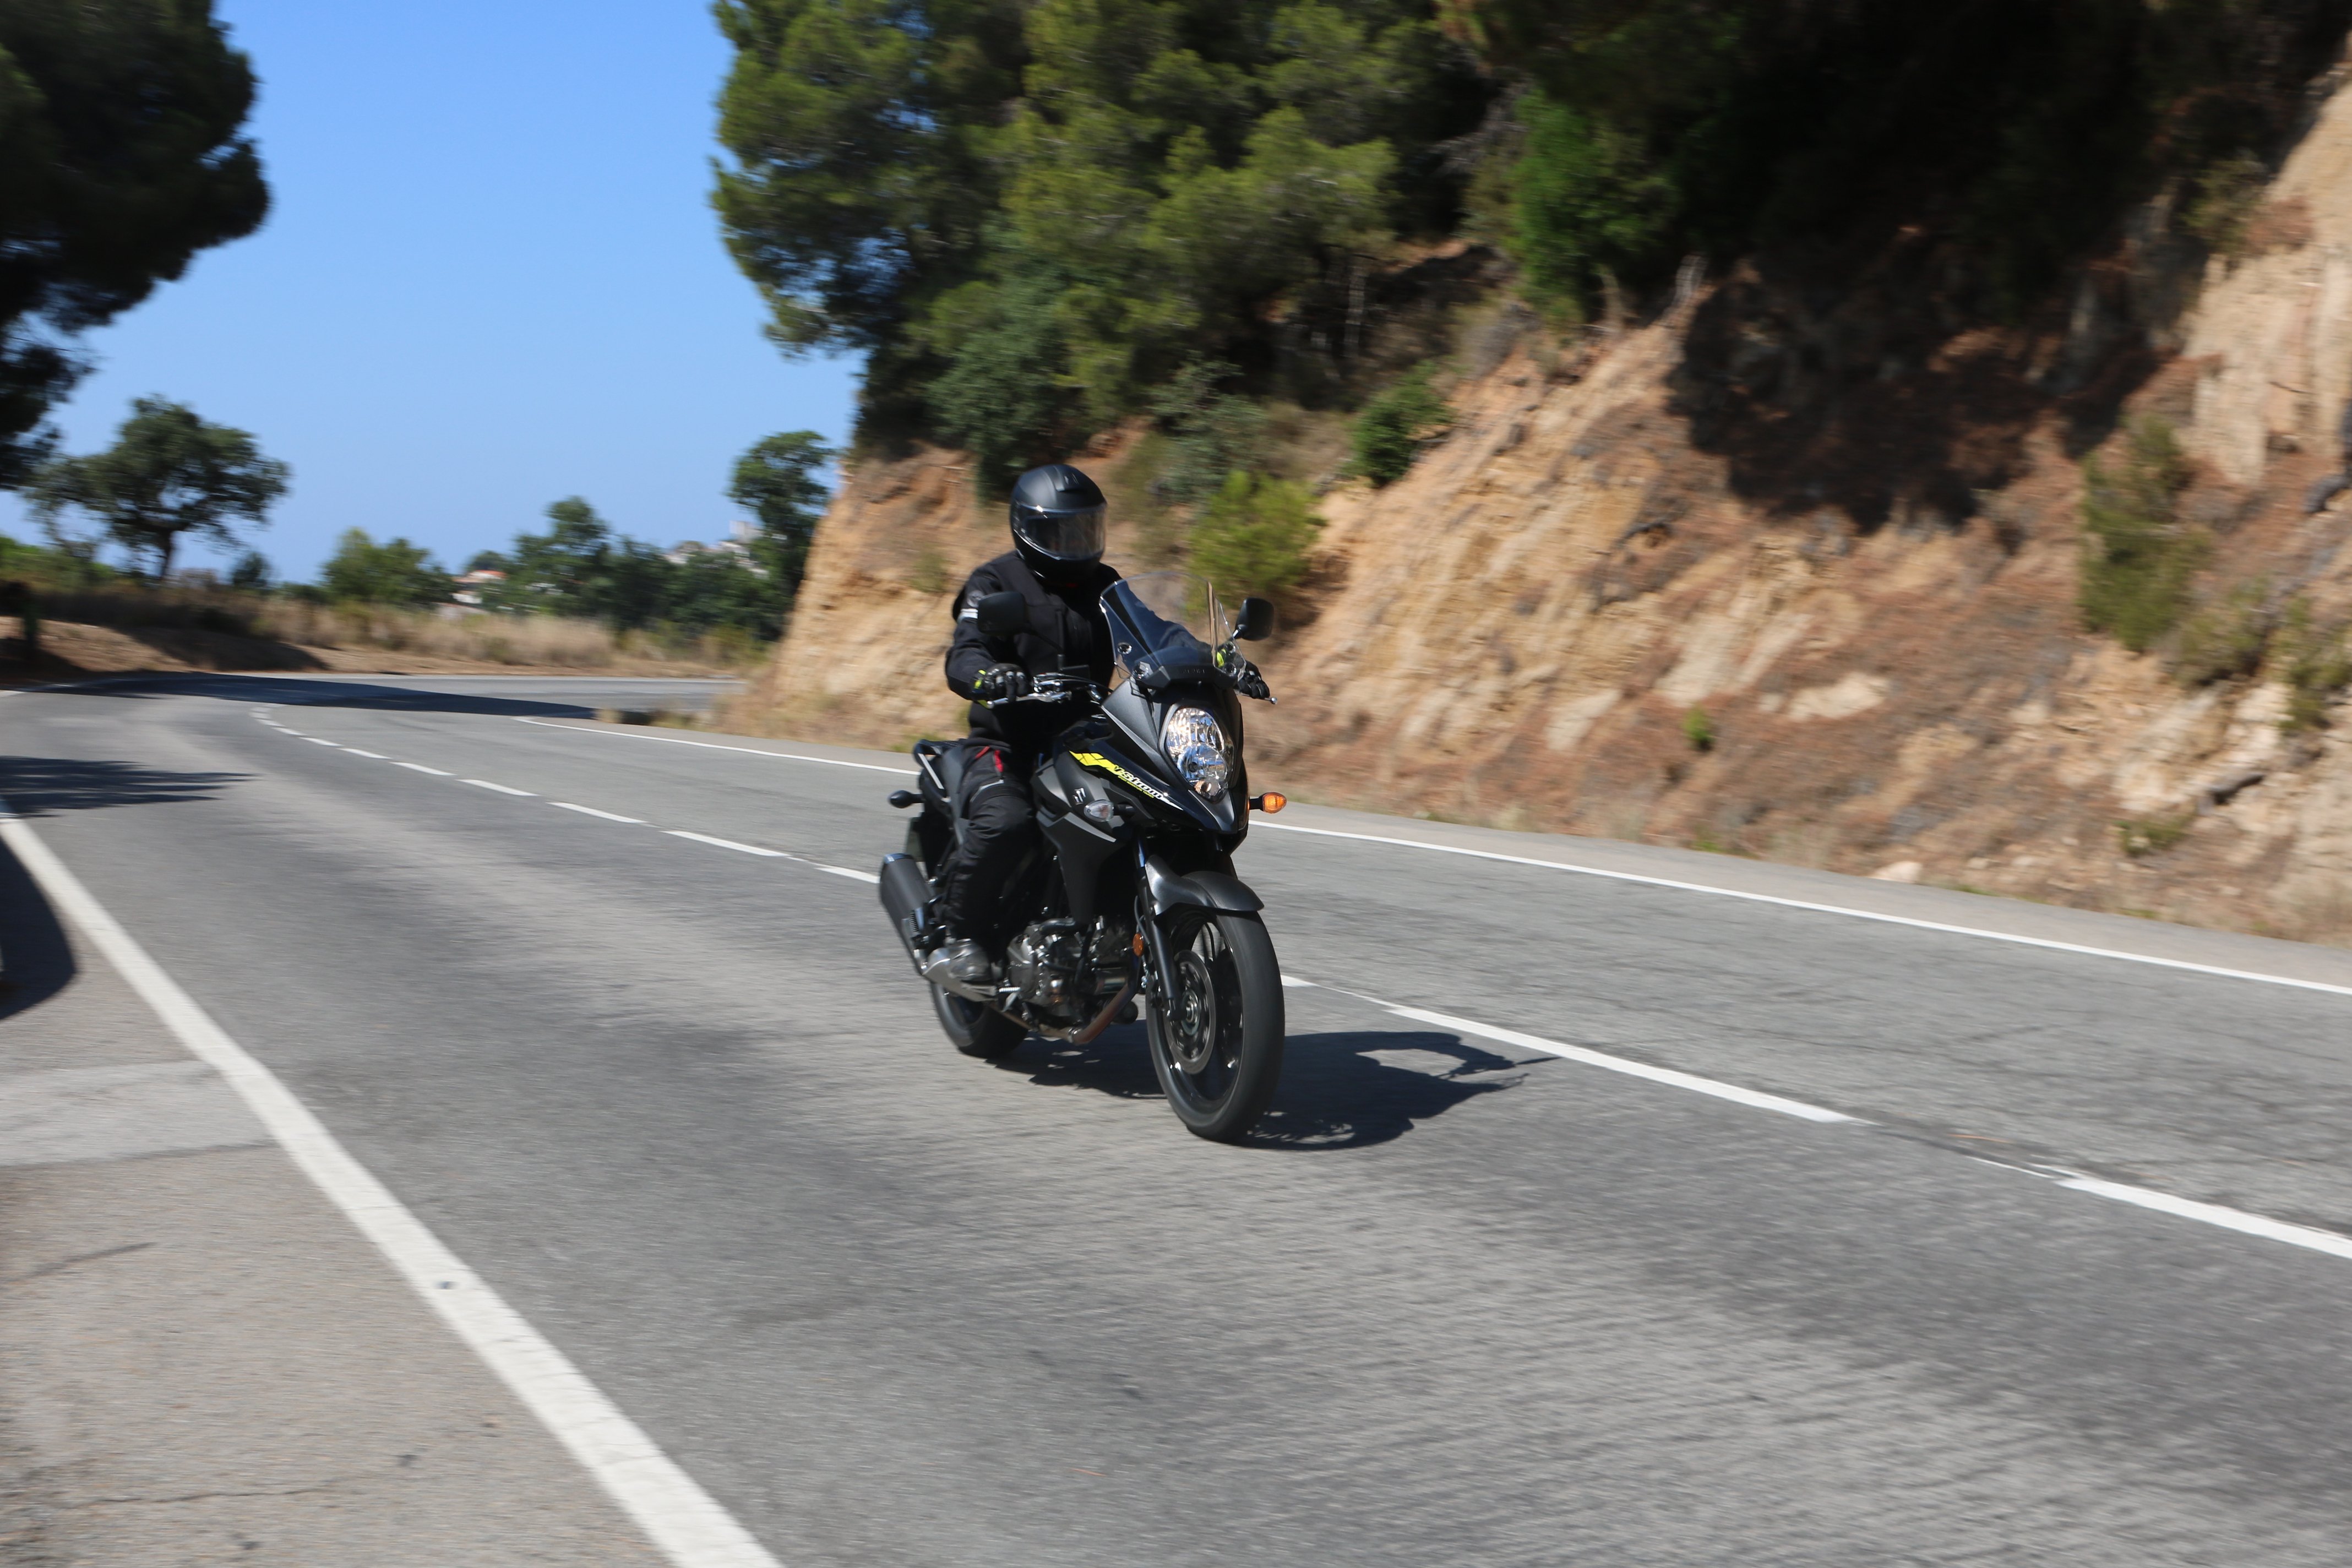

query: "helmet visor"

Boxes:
[1013, 503, 1107, 562]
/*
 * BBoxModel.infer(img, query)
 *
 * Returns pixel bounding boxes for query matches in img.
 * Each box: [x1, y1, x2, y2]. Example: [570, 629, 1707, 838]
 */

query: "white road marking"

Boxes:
[819, 865, 881, 884]
[514, 716, 919, 775]
[462, 778, 536, 797]
[2051, 1174, 2352, 1261]
[395, 762, 454, 776]
[1256, 820, 2352, 1000]
[1287, 974, 1852, 1122]
[304, 737, 341, 747]
[554, 802, 645, 824]
[667, 830, 787, 857]
[1293, 972, 2352, 1264]
[344, 749, 388, 759]
[0, 806, 783, 1568]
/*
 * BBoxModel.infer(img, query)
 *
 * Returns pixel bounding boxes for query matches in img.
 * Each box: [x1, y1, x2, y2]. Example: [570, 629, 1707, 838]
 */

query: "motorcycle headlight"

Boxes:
[1160, 706, 1231, 799]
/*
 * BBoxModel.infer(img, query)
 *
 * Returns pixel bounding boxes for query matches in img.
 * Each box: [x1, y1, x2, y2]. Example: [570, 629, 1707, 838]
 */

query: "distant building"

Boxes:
[663, 522, 767, 575]
[450, 567, 504, 607]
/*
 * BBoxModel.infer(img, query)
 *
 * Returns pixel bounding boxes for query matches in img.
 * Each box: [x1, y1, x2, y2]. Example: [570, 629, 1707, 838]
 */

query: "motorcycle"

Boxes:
[876, 571, 1289, 1141]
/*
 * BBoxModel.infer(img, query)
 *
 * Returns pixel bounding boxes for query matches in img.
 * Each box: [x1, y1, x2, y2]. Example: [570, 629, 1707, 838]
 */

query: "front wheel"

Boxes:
[1145, 908, 1285, 1141]
[933, 984, 1025, 1059]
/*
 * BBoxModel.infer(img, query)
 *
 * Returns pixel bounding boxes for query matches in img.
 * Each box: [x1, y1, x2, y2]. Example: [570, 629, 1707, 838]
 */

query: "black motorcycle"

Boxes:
[878, 572, 1289, 1141]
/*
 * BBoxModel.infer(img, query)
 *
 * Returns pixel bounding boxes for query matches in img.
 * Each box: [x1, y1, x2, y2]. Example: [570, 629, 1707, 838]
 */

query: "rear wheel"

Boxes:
[932, 984, 1026, 1059]
[1145, 907, 1284, 1141]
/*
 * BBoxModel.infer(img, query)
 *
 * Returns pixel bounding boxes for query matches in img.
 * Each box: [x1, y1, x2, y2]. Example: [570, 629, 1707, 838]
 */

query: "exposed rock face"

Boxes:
[748, 70, 2352, 945]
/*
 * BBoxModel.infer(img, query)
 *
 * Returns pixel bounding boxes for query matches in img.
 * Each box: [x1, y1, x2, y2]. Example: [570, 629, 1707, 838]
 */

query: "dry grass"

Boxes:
[14, 584, 755, 674]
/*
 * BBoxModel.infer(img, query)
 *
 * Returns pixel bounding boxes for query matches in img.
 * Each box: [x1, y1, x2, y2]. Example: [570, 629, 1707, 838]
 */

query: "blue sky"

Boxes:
[1, 0, 858, 582]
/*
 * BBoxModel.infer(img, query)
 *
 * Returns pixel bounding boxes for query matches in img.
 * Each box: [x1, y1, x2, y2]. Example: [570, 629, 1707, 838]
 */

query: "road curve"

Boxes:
[10, 672, 2352, 1566]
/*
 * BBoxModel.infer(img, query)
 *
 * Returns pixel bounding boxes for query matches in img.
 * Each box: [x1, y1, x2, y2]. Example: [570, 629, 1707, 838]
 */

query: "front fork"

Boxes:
[1133, 841, 1178, 1021]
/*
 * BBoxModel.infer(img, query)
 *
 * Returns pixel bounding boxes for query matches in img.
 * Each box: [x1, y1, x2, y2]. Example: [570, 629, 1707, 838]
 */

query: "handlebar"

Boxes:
[979, 672, 1102, 709]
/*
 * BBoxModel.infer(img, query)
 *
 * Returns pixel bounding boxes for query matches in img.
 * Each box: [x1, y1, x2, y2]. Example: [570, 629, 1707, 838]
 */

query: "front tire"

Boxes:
[932, 983, 1026, 1059]
[1145, 908, 1284, 1141]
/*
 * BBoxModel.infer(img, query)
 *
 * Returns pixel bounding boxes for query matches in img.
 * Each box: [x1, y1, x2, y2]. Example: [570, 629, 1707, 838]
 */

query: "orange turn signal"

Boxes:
[1131, 932, 1147, 955]
[1251, 792, 1287, 814]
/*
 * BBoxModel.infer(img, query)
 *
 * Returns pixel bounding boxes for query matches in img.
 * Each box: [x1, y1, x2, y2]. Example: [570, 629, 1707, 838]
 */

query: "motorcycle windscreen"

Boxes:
[1102, 571, 1231, 689]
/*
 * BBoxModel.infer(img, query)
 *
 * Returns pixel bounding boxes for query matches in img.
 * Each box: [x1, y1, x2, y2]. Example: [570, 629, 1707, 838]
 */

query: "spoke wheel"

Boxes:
[1145, 907, 1284, 1141]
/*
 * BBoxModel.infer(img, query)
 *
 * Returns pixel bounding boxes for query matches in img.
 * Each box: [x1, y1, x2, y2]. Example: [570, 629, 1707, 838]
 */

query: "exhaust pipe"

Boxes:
[878, 853, 934, 971]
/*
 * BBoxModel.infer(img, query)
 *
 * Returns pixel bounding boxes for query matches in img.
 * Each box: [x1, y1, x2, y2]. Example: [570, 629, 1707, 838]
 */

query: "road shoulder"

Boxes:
[0, 843, 663, 1567]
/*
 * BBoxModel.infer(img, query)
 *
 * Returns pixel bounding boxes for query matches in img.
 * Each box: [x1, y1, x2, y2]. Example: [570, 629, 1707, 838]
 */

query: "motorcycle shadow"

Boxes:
[995, 1026, 1532, 1150]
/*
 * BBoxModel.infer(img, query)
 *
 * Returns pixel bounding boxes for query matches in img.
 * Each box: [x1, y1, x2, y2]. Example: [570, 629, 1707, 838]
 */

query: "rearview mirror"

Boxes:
[1233, 596, 1273, 642]
[974, 591, 1030, 637]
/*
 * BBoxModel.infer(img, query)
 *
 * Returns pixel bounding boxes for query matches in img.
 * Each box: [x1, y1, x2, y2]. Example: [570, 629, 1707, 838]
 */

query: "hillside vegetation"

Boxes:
[716, 0, 2350, 525]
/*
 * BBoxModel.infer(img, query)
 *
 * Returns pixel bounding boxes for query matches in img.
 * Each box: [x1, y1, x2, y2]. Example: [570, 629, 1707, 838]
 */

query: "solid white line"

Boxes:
[1255, 820, 2352, 1000]
[0, 808, 782, 1568]
[1382, 1003, 1856, 1124]
[344, 749, 388, 759]
[462, 778, 537, 797]
[818, 865, 881, 884]
[667, 830, 786, 857]
[2055, 1174, 2352, 1262]
[395, 762, 454, 776]
[514, 717, 918, 776]
[554, 802, 646, 824]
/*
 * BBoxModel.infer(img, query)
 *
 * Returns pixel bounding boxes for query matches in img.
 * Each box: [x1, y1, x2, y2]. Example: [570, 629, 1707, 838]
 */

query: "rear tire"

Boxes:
[1145, 908, 1284, 1141]
[932, 984, 1025, 1059]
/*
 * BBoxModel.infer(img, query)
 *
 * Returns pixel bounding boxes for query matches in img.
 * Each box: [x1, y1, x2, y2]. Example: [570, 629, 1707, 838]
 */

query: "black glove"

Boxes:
[1228, 655, 1271, 701]
[971, 665, 1030, 702]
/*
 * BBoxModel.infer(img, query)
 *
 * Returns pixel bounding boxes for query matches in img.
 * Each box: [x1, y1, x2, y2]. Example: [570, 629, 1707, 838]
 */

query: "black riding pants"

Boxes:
[935, 744, 1035, 939]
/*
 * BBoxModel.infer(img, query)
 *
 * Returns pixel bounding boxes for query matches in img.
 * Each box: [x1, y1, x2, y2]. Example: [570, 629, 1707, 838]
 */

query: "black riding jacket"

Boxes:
[944, 551, 1123, 754]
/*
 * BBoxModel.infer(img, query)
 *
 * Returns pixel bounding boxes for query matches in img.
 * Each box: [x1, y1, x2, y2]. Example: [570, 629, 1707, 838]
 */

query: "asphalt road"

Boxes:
[12, 672, 2352, 1565]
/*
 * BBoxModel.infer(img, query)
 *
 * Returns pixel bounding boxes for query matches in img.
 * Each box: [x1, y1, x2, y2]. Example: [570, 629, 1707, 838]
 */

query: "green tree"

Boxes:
[320, 529, 448, 607]
[28, 397, 288, 578]
[726, 429, 834, 594]
[0, 1, 268, 484]
[498, 497, 617, 616]
[228, 548, 270, 591]
[714, 0, 1490, 458]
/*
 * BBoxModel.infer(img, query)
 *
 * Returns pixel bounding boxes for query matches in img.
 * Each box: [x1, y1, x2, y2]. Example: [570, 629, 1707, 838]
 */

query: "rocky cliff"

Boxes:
[737, 65, 2352, 945]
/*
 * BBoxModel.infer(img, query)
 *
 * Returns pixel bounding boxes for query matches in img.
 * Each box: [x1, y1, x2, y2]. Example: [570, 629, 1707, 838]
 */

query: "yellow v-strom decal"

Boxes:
[1071, 750, 1179, 808]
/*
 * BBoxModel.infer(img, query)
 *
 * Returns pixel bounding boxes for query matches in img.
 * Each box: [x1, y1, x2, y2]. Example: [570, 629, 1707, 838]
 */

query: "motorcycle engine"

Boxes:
[1005, 919, 1082, 1009]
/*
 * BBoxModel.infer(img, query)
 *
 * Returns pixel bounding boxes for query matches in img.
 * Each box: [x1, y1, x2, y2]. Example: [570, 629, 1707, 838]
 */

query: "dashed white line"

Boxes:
[553, 802, 645, 824]
[1289, 974, 2352, 1266]
[0, 804, 783, 1568]
[2051, 1174, 2352, 1262]
[462, 778, 536, 797]
[1287, 976, 1854, 1124]
[514, 716, 918, 775]
[667, 830, 787, 857]
[395, 762, 454, 776]
[304, 737, 341, 747]
[344, 749, 388, 759]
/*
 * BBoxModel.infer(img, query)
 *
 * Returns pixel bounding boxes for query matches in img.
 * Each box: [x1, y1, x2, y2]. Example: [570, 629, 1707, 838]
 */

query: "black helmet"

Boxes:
[1009, 463, 1107, 580]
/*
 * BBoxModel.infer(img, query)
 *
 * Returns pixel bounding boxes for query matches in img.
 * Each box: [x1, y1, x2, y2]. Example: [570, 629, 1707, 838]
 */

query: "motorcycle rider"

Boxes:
[933, 463, 1124, 986]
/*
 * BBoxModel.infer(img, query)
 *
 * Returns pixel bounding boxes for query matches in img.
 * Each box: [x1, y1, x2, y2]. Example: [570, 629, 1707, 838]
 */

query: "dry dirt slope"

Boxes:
[742, 69, 2352, 947]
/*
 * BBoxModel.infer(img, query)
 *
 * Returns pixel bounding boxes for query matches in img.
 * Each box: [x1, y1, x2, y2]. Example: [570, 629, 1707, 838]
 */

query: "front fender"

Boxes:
[1144, 858, 1265, 914]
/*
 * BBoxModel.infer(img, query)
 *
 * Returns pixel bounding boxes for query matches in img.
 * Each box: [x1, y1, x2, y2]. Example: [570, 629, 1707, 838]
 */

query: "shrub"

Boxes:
[1682, 707, 1716, 753]
[2184, 153, 2269, 257]
[2079, 418, 2204, 652]
[2277, 600, 2352, 734]
[2117, 813, 2193, 858]
[1188, 472, 1324, 605]
[1351, 365, 1452, 487]
[2171, 579, 2272, 686]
